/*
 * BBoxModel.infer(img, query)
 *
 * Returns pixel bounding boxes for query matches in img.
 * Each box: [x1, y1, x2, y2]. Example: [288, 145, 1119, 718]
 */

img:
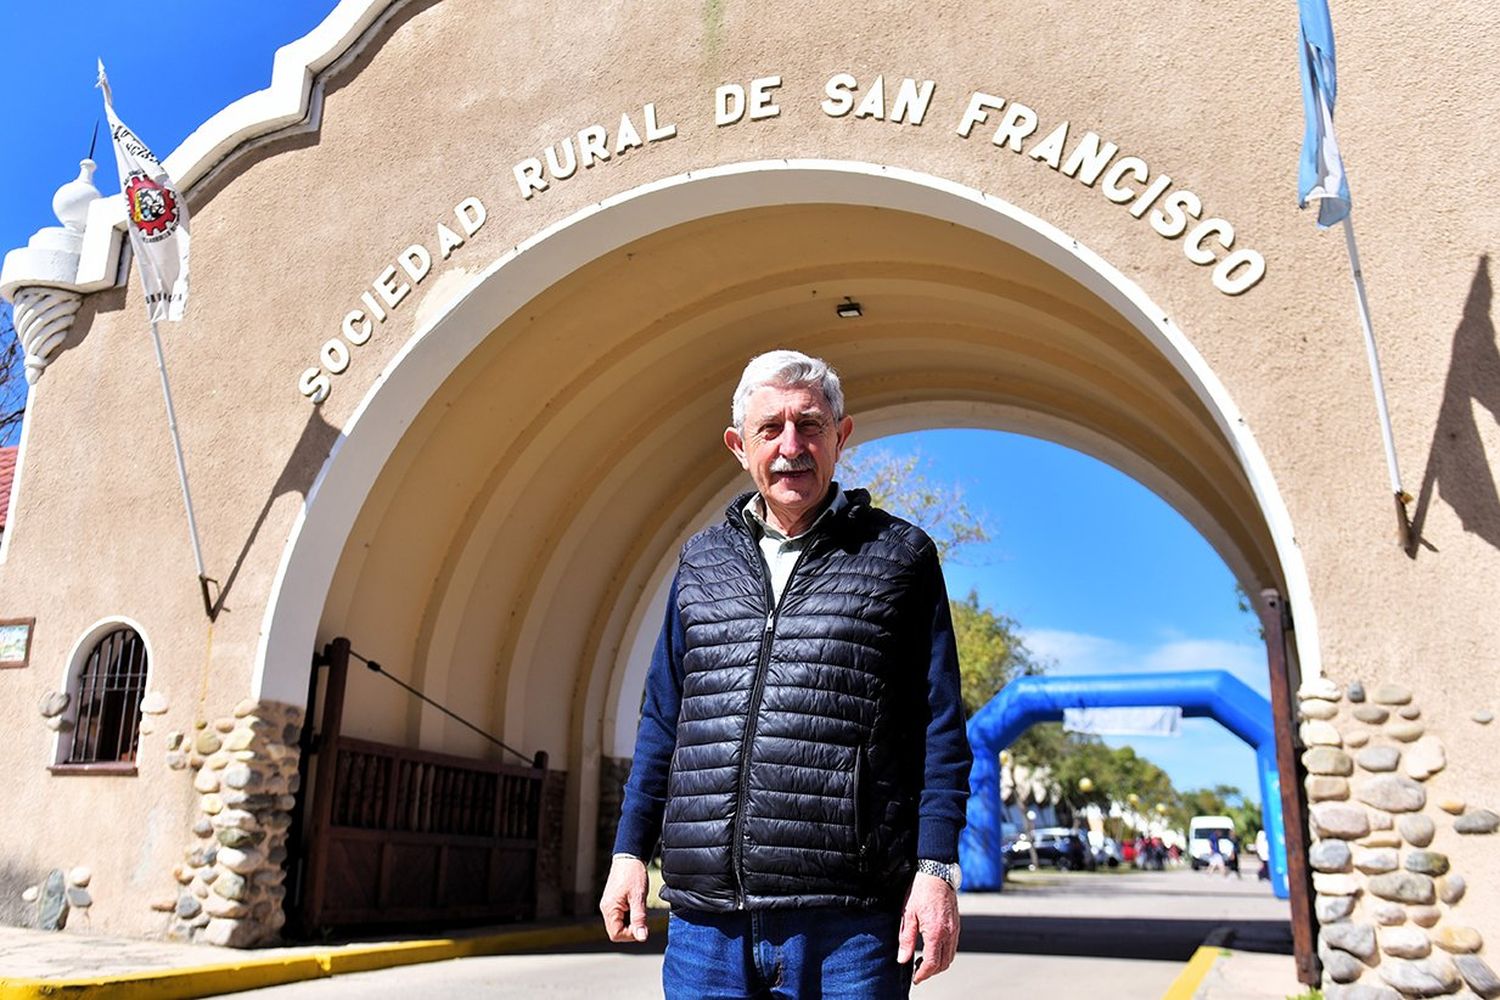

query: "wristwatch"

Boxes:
[916, 858, 962, 891]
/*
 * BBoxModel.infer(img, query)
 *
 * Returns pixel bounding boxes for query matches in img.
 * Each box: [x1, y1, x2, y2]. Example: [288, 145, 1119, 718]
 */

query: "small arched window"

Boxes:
[61, 626, 149, 766]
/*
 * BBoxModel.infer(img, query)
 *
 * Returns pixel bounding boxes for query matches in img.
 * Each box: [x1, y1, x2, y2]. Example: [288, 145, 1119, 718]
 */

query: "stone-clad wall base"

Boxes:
[1302, 679, 1500, 998]
[151, 700, 303, 947]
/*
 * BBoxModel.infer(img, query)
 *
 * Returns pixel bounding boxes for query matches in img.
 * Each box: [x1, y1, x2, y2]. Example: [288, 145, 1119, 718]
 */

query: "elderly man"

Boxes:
[601, 350, 972, 997]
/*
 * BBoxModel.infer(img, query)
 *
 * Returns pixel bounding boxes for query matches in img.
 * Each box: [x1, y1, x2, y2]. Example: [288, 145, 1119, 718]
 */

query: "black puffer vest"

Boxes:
[659, 489, 939, 911]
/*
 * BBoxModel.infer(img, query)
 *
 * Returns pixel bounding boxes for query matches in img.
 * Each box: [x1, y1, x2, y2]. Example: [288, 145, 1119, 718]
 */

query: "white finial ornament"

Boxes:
[52, 159, 101, 233]
[0, 160, 104, 383]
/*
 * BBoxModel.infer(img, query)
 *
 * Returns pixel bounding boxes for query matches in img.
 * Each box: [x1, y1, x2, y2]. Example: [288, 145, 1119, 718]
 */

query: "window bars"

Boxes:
[65, 627, 148, 764]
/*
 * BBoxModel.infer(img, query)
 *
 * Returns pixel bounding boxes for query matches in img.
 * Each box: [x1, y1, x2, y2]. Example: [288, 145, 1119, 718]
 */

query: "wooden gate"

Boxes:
[292, 638, 553, 931]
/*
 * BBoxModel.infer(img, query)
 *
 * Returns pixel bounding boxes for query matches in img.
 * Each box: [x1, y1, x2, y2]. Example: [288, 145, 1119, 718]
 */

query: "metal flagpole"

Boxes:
[148, 320, 212, 615]
[1339, 211, 1413, 547]
[98, 62, 207, 610]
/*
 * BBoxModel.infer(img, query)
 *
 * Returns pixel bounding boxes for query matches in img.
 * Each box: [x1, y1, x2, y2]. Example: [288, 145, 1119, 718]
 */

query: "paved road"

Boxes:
[215, 868, 1297, 999]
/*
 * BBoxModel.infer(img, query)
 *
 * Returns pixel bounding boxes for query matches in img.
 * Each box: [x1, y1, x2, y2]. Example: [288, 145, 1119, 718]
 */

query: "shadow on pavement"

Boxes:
[509, 928, 670, 957]
[957, 915, 1293, 961]
[490, 912, 1291, 965]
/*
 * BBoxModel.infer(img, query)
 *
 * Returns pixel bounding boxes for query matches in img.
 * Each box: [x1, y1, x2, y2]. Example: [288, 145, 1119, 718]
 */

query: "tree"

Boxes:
[1173, 784, 1262, 840]
[0, 304, 25, 444]
[1036, 734, 1178, 813]
[1234, 582, 1266, 640]
[1008, 720, 1071, 777]
[839, 446, 1042, 716]
[951, 589, 1047, 717]
[838, 445, 989, 561]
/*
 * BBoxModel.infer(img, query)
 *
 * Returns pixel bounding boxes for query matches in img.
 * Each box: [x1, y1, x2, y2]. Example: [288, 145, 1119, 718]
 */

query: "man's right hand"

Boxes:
[599, 856, 650, 942]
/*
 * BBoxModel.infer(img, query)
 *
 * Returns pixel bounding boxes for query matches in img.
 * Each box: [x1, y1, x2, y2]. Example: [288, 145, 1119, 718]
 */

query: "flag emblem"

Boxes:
[123, 171, 179, 240]
[97, 59, 190, 322]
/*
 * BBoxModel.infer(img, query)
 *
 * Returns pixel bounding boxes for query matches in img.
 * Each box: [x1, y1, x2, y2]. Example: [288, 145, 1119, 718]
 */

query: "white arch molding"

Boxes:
[254, 160, 1322, 712]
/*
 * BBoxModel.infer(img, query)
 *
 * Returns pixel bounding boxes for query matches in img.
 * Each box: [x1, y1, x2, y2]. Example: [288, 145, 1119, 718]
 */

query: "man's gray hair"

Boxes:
[731, 350, 846, 427]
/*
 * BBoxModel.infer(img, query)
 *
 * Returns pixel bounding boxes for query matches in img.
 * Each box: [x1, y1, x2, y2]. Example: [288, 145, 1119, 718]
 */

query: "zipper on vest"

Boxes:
[730, 534, 815, 909]
[853, 743, 868, 870]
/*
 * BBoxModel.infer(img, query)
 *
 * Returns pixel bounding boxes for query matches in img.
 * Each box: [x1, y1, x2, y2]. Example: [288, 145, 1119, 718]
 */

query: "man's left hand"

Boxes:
[898, 872, 960, 984]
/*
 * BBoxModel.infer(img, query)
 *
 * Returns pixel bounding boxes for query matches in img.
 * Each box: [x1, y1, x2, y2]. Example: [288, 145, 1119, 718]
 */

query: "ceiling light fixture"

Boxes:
[836, 297, 863, 319]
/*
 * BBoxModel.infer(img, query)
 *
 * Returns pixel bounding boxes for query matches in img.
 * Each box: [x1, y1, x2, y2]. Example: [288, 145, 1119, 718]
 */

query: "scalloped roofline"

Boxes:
[9, 0, 403, 298]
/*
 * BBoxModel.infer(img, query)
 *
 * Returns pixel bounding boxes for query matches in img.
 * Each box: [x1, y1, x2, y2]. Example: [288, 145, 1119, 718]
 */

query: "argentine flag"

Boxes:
[1297, 0, 1350, 228]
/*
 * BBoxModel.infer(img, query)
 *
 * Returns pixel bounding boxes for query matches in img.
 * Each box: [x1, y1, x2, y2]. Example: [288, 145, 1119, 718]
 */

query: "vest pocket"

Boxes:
[852, 744, 870, 868]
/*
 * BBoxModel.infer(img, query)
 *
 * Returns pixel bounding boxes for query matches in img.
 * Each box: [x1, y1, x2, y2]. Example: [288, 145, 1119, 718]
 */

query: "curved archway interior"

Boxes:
[257, 164, 1312, 898]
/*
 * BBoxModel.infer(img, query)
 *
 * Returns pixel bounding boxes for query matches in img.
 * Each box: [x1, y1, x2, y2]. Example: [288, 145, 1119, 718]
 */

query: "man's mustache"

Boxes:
[769, 455, 816, 473]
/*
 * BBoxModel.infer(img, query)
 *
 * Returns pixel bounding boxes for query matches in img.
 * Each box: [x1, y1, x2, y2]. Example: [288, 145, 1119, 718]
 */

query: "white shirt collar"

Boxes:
[742, 486, 847, 542]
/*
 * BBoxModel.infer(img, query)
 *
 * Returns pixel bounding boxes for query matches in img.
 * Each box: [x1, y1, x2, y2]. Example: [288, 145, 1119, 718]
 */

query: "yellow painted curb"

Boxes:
[1160, 945, 1225, 1000]
[0, 913, 669, 1000]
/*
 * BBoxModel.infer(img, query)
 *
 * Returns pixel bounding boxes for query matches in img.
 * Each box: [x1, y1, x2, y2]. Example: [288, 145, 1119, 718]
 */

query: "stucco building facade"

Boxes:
[2, 1, 1498, 993]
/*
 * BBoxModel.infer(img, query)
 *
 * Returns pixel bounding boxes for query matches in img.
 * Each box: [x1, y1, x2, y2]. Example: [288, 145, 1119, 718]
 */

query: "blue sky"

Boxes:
[1, 4, 341, 446]
[859, 430, 1266, 801]
[2, 3, 336, 238]
[3, 4, 1267, 802]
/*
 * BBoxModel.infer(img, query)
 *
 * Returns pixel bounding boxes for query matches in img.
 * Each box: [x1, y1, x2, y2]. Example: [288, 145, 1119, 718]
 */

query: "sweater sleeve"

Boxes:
[612, 570, 686, 860]
[915, 543, 974, 863]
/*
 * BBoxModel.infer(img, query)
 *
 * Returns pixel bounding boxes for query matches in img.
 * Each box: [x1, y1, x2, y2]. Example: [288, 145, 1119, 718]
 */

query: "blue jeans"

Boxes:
[663, 907, 912, 999]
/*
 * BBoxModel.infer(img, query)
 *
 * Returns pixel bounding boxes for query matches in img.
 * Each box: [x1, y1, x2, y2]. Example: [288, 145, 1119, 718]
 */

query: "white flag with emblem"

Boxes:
[97, 60, 190, 322]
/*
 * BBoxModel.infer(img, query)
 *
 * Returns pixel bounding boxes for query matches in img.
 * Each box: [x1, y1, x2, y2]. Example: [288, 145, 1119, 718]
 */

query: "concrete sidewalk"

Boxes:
[2, 870, 1303, 1000]
[1166, 946, 1309, 1000]
[1, 927, 1304, 1000]
[0, 915, 667, 1000]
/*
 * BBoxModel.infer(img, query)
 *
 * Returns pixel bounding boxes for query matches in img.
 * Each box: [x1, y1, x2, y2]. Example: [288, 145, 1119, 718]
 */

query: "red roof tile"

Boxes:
[0, 446, 16, 532]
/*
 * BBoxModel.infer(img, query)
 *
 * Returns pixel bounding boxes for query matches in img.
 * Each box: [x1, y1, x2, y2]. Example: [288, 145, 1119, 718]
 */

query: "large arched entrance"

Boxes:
[254, 162, 1316, 912]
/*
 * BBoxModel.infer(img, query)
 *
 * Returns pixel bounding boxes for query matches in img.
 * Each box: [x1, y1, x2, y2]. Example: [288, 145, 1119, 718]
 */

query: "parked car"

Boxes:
[1003, 830, 1091, 871]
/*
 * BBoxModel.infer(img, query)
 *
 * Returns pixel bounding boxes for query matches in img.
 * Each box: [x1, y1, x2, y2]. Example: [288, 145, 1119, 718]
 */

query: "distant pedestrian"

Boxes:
[1206, 834, 1226, 876]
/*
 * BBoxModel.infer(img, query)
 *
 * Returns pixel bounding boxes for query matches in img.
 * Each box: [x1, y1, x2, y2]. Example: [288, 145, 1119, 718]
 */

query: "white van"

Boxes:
[1188, 815, 1236, 869]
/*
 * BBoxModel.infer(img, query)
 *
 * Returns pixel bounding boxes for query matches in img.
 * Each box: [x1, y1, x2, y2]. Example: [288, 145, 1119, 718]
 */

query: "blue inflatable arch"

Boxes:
[960, 670, 1288, 898]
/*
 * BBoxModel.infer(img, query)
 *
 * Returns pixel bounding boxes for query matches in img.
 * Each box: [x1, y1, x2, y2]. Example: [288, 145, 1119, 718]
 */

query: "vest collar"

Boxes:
[724, 484, 870, 535]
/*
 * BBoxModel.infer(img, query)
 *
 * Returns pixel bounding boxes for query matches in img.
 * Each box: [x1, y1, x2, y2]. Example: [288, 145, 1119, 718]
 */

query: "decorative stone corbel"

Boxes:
[12, 287, 82, 384]
[0, 159, 102, 384]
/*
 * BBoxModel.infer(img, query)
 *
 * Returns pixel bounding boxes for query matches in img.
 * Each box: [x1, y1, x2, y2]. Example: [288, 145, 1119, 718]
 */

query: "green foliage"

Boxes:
[1008, 721, 1072, 775]
[839, 447, 1033, 716]
[950, 589, 1047, 716]
[1015, 727, 1179, 819]
[1234, 582, 1267, 640]
[1172, 785, 1262, 840]
[1007, 729, 1265, 840]
[1285, 990, 1322, 1000]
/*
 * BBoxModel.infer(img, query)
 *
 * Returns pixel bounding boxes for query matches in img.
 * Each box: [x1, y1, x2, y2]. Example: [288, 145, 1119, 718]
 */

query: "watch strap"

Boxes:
[916, 858, 959, 889]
